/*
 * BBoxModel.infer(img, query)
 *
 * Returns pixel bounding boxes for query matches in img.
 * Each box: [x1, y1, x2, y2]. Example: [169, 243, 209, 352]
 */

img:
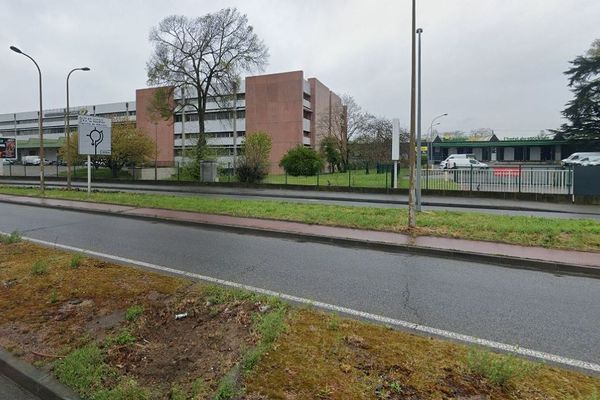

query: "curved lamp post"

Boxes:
[428, 113, 448, 165]
[66, 67, 90, 189]
[10, 45, 45, 193]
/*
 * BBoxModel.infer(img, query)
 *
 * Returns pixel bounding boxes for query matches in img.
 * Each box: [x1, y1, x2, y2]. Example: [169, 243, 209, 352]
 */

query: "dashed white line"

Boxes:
[6, 231, 600, 374]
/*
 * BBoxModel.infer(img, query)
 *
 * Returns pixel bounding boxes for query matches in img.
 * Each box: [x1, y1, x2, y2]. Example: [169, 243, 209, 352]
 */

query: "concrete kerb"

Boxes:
[0, 349, 80, 400]
[0, 195, 599, 279]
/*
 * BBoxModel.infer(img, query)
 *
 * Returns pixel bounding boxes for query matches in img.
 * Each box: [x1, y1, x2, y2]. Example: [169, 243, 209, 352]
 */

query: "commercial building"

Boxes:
[0, 70, 342, 173]
[431, 133, 579, 163]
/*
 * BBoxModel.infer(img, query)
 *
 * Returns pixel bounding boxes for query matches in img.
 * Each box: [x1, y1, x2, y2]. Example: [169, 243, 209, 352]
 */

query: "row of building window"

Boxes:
[0, 111, 136, 127]
[174, 131, 246, 139]
[174, 110, 246, 122]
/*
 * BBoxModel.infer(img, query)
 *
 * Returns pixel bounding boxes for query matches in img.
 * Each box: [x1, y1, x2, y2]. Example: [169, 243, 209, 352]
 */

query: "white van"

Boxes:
[561, 152, 600, 166]
[22, 155, 41, 165]
[447, 158, 488, 169]
[439, 153, 475, 169]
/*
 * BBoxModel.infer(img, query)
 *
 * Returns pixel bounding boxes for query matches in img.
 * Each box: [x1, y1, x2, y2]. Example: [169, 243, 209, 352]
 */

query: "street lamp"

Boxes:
[416, 28, 423, 211]
[428, 113, 448, 166]
[66, 67, 90, 190]
[10, 45, 45, 193]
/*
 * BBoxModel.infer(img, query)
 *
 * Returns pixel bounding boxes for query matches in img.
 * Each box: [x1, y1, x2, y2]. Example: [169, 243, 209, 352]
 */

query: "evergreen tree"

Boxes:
[557, 39, 600, 148]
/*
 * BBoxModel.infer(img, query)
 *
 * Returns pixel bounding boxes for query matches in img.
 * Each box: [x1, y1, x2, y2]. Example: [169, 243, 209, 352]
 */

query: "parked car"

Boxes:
[447, 158, 488, 169]
[561, 152, 600, 166]
[440, 153, 475, 169]
[1, 159, 15, 165]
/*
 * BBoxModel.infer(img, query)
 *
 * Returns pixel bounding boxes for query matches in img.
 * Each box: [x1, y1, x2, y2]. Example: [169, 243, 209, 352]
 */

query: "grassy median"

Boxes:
[0, 185, 599, 252]
[1, 238, 599, 399]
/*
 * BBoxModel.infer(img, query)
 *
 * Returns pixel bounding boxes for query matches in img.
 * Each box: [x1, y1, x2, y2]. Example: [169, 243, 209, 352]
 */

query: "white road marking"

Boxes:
[6, 231, 600, 373]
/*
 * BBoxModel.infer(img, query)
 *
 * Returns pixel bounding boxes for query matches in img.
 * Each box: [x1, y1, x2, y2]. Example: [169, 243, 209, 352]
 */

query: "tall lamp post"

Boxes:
[66, 67, 90, 190]
[10, 45, 45, 193]
[416, 28, 423, 212]
[407, 0, 417, 228]
[428, 113, 448, 166]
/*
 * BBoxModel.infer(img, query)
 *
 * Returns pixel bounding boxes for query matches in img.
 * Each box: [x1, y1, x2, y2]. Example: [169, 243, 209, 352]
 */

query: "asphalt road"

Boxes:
[0, 374, 39, 400]
[1, 202, 599, 367]
[2, 179, 600, 220]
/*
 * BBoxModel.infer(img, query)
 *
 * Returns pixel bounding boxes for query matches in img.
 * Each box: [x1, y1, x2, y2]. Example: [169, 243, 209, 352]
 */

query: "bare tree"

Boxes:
[351, 117, 408, 165]
[146, 9, 268, 159]
[319, 94, 371, 171]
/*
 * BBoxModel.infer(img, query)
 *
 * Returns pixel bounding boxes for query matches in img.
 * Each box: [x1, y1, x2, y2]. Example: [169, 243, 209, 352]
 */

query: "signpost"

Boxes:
[392, 119, 400, 189]
[78, 115, 111, 194]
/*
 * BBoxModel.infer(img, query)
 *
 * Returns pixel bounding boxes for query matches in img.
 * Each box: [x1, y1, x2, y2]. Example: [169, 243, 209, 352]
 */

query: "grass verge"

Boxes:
[0, 240, 598, 399]
[1, 185, 599, 252]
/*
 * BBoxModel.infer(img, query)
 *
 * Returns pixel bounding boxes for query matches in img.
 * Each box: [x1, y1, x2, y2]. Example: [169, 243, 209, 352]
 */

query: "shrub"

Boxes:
[236, 132, 272, 183]
[280, 145, 324, 176]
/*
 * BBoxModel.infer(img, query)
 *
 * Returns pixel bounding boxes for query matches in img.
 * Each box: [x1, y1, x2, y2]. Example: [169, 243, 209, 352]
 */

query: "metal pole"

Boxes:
[181, 86, 186, 164]
[87, 155, 91, 194]
[407, 0, 417, 228]
[416, 28, 423, 212]
[154, 123, 158, 181]
[232, 81, 238, 169]
[65, 67, 90, 190]
[393, 160, 398, 189]
[10, 46, 44, 193]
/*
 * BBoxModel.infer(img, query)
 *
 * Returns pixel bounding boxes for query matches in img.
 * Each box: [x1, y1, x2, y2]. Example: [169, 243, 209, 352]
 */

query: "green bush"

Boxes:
[54, 344, 113, 398]
[280, 146, 324, 176]
[70, 253, 85, 269]
[236, 132, 272, 183]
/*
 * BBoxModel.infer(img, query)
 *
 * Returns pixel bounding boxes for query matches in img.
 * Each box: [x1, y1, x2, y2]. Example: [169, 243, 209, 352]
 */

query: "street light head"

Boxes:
[443, 113, 448, 116]
[81, 67, 90, 71]
[9, 46, 22, 54]
[416, 28, 423, 34]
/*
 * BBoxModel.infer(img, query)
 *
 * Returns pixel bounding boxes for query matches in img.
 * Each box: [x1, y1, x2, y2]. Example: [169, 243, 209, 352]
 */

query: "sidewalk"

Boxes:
[1, 193, 599, 278]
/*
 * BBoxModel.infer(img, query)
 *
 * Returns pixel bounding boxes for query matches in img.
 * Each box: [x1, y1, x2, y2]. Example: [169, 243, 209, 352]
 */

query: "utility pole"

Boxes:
[66, 67, 90, 190]
[407, 0, 417, 228]
[232, 80, 238, 169]
[416, 28, 423, 212]
[181, 86, 186, 164]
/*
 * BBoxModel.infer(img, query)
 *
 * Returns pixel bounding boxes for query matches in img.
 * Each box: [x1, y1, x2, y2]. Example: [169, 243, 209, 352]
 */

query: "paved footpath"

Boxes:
[0, 193, 598, 276]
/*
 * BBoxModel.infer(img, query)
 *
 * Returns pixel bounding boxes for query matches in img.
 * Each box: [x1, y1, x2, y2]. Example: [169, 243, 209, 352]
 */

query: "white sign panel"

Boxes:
[78, 116, 112, 155]
[391, 118, 400, 161]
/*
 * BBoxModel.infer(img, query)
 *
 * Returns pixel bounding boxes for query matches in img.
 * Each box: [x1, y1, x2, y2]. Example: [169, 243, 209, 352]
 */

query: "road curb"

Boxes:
[0, 349, 80, 400]
[1, 196, 599, 279]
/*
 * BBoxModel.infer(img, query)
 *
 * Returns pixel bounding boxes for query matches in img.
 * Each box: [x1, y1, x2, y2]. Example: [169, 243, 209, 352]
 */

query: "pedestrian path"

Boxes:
[0, 193, 598, 275]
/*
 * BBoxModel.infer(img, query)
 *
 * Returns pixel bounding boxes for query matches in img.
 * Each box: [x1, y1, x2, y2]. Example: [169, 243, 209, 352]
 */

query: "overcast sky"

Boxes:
[1, 0, 599, 137]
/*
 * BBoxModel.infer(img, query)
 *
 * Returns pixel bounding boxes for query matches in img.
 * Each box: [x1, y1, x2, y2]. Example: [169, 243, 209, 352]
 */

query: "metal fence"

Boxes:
[423, 167, 574, 194]
[1, 162, 576, 195]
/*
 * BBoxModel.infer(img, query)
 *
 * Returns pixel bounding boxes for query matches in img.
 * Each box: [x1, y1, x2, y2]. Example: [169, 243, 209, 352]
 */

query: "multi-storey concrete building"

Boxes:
[0, 70, 342, 173]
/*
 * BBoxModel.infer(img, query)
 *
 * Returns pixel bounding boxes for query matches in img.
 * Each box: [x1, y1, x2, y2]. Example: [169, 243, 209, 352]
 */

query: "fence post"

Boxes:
[177, 162, 180, 181]
[285, 172, 287, 185]
[469, 165, 473, 192]
[24, 164, 26, 177]
[385, 168, 388, 191]
[518, 164, 522, 193]
[56, 163, 59, 178]
[316, 170, 319, 187]
[348, 168, 351, 188]
[426, 165, 429, 190]
[9, 163, 11, 177]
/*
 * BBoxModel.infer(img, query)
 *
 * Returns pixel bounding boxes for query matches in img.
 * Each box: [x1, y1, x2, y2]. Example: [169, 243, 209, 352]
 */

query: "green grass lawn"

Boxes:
[218, 169, 411, 188]
[1, 186, 599, 252]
